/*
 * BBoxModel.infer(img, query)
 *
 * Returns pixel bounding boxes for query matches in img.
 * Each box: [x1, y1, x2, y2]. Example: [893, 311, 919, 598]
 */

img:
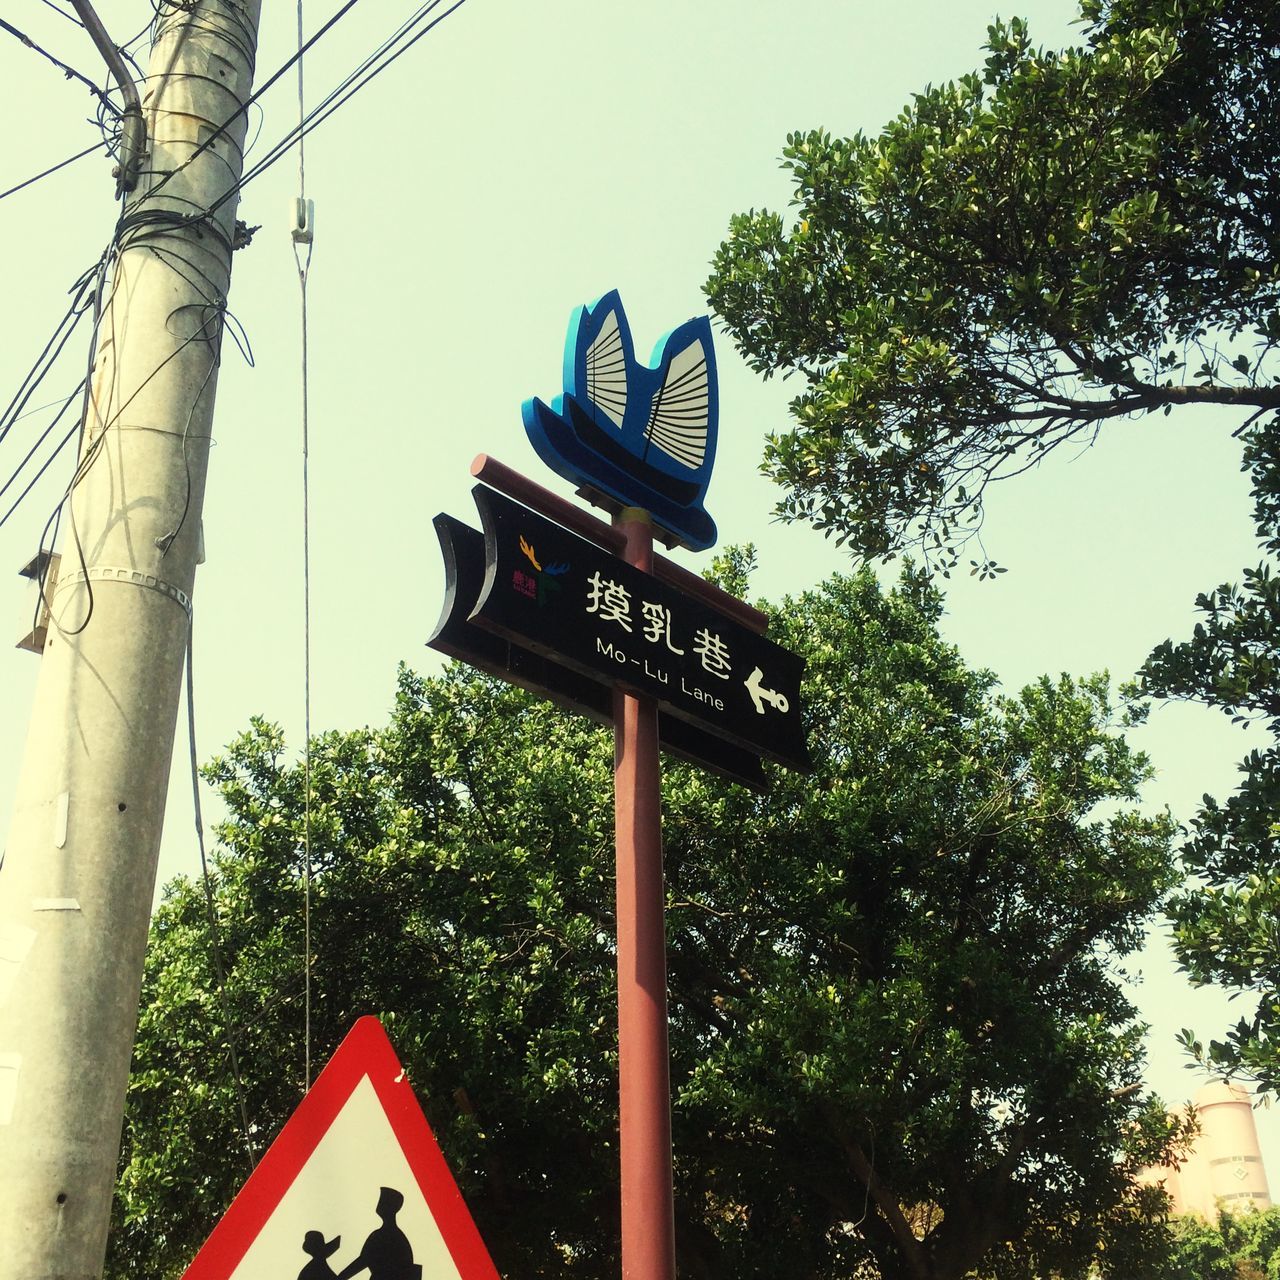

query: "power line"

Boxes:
[139, 0, 473, 227]
[0, 0, 474, 539]
[0, 16, 117, 114]
[0, 260, 103, 449]
[37, 1, 85, 28]
[210, 0, 473, 216]
[185, 625, 258, 1170]
[0, 379, 87, 512]
[294, 0, 316, 1097]
[0, 138, 109, 203]
[0, 422, 79, 533]
[139, 0, 364, 207]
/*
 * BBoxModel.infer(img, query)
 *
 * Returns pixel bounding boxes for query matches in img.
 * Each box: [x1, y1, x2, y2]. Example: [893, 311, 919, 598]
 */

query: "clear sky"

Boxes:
[1, 0, 1274, 1186]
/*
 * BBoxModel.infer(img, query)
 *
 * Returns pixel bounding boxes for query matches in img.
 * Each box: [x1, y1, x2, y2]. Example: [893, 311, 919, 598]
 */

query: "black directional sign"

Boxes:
[428, 515, 768, 791]
[468, 487, 810, 771]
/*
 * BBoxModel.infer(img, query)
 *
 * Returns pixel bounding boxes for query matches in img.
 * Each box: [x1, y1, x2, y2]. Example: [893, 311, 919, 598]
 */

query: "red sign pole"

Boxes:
[612, 506, 677, 1280]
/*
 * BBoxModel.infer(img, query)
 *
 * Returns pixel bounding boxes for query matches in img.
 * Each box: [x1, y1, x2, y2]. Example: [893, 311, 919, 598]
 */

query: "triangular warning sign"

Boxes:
[182, 1016, 501, 1279]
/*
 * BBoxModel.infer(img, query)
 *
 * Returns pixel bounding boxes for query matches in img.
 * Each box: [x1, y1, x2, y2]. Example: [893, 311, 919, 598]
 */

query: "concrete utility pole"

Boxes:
[0, 2, 262, 1274]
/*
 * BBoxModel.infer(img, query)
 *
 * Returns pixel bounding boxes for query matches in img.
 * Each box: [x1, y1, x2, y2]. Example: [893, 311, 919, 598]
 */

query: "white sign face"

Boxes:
[230, 1077, 461, 1279]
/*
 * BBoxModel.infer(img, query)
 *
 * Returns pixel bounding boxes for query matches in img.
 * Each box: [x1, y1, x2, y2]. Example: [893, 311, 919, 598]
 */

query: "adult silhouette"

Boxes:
[335, 1186, 419, 1280]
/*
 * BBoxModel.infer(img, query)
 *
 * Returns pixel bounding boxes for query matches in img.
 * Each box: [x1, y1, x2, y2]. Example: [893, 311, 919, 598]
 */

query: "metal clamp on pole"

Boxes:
[67, 0, 146, 196]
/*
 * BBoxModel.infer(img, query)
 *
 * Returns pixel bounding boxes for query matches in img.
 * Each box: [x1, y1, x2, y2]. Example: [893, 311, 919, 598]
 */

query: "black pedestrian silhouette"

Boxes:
[335, 1186, 420, 1280]
[296, 1230, 341, 1280]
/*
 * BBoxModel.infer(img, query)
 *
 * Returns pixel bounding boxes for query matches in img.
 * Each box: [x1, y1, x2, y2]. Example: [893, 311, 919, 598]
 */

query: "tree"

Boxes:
[109, 569, 1187, 1280]
[706, 0, 1280, 1092]
[1151, 1205, 1280, 1280]
[705, 0, 1278, 571]
[1141, 418, 1280, 1090]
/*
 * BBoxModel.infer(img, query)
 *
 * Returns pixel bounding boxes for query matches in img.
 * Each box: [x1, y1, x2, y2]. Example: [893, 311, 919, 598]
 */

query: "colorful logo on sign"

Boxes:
[512, 535, 569, 605]
[522, 290, 719, 552]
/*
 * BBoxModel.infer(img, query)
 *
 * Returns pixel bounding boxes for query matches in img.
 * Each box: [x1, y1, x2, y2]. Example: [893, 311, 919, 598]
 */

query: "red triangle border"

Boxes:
[181, 1016, 501, 1279]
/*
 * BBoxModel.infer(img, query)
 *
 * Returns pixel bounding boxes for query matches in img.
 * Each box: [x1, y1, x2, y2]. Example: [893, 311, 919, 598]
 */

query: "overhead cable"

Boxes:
[141, 0, 363, 207]
[37, 0, 85, 27]
[0, 16, 117, 114]
[0, 420, 80, 533]
[294, 0, 317, 1095]
[0, 259, 103, 448]
[0, 379, 88, 512]
[239, 0, 472, 193]
[0, 139, 110, 203]
[185, 625, 258, 1170]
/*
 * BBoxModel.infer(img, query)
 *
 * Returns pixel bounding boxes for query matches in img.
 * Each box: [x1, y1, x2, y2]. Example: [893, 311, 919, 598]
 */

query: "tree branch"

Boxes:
[838, 1130, 932, 1280]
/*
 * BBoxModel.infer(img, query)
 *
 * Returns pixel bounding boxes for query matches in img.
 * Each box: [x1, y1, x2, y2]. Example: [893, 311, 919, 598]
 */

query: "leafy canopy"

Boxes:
[1140, 419, 1280, 1089]
[706, 0, 1279, 570]
[1151, 1205, 1280, 1280]
[109, 568, 1184, 1280]
[709, 0, 1280, 1101]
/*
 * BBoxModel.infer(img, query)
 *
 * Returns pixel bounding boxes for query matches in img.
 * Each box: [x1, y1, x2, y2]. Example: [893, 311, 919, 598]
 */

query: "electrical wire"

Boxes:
[41, 238, 120, 632]
[0, 390, 89, 431]
[219, 0, 472, 213]
[0, 421, 80, 532]
[4, 0, 473, 570]
[0, 138, 109, 203]
[156, 305, 222, 558]
[5, 0, 472, 463]
[2, 185, 244, 625]
[0, 251, 109, 570]
[138, 0, 363, 208]
[0, 257, 225, 635]
[0, 16, 118, 114]
[186, 624, 258, 1171]
[294, 0, 316, 1096]
[0, 257, 103, 448]
[20, 241, 118, 633]
[134, 0, 473, 233]
[37, 0, 85, 26]
[0, 379, 87, 512]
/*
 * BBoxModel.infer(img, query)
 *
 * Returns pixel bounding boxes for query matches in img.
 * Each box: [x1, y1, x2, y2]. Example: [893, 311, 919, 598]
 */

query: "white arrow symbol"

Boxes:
[744, 666, 789, 715]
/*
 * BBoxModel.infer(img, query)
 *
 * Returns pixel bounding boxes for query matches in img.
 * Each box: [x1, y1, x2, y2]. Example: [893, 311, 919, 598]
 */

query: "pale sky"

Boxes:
[1, 0, 1274, 1189]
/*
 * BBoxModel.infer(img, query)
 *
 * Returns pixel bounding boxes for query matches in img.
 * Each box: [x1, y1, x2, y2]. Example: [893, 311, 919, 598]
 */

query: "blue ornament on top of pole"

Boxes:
[522, 291, 719, 552]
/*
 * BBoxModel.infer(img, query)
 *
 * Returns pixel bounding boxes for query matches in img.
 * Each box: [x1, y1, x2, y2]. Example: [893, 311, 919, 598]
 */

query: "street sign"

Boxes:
[182, 1018, 500, 1280]
[468, 487, 810, 772]
[428, 515, 767, 790]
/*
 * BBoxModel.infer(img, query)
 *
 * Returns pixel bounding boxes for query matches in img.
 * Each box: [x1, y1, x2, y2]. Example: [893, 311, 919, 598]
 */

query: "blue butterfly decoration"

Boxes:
[522, 290, 719, 552]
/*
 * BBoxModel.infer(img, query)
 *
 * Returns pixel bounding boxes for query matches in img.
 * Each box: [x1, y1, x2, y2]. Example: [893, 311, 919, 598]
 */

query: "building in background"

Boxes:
[1141, 1082, 1272, 1219]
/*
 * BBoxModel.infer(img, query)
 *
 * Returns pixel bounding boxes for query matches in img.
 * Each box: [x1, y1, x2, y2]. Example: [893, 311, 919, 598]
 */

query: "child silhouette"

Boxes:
[297, 1230, 341, 1280]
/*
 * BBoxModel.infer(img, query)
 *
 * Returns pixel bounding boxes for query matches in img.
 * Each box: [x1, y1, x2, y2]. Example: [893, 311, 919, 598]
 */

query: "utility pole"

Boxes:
[0, 2, 262, 1274]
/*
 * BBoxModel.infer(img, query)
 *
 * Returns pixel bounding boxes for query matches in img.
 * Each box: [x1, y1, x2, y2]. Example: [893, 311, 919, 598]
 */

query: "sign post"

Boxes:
[612, 507, 676, 1280]
[429, 292, 810, 1279]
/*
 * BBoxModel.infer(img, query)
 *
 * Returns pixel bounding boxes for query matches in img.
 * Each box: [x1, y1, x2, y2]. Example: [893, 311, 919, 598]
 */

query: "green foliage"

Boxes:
[702, 541, 758, 601]
[108, 570, 1184, 1280]
[1141, 419, 1280, 1089]
[708, 0, 1280, 1110]
[1150, 1205, 1280, 1280]
[705, 0, 1280, 567]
